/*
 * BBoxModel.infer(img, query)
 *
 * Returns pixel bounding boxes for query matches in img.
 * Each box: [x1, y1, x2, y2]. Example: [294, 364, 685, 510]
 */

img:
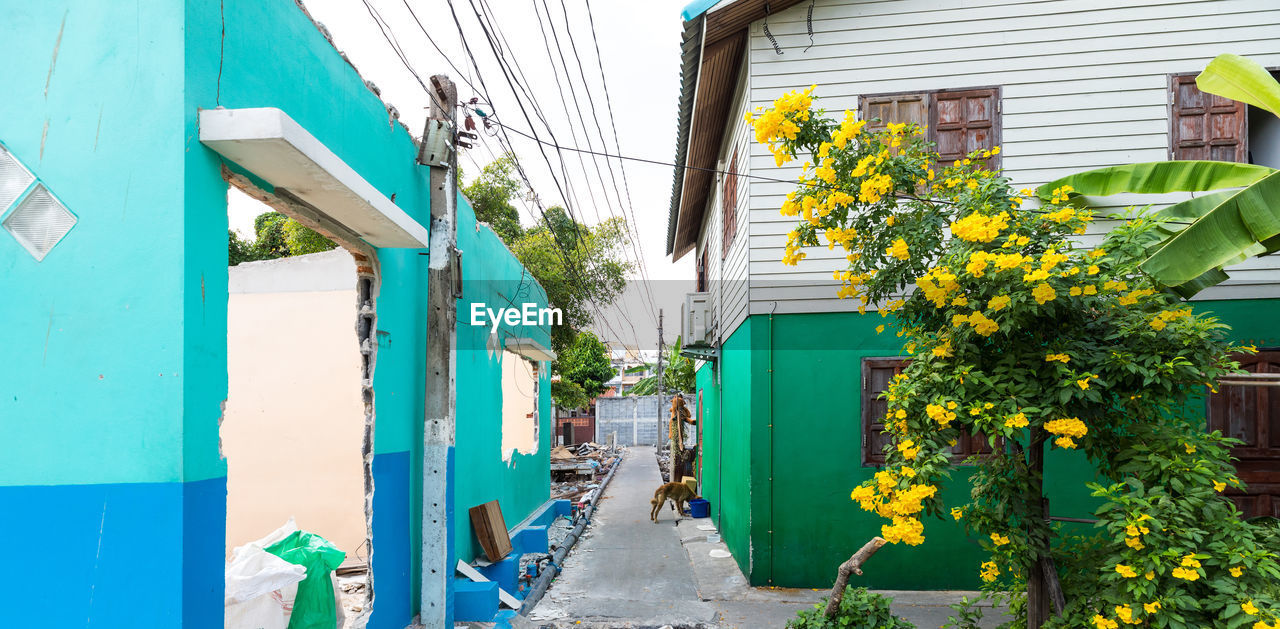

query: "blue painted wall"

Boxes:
[0, 1, 551, 626]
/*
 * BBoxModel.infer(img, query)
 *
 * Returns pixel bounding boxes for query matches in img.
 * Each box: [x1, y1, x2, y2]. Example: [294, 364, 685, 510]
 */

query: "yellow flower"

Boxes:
[987, 295, 1011, 312]
[1032, 282, 1056, 304]
[1231, 566, 1244, 577]
[1115, 564, 1138, 578]
[968, 311, 999, 336]
[1093, 615, 1118, 629]
[1184, 444, 1196, 454]
[1243, 602, 1259, 616]
[1077, 377, 1092, 390]
[1005, 412, 1029, 429]
[1083, 285, 1098, 295]
[1214, 480, 1227, 492]
[887, 238, 910, 260]
[1069, 286, 1082, 296]
[1144, 571, 1154, 580]
[1180, 554, 1201, 568]
[1087, 265, 1099, 275]
[894, 409, 907, 419]
[897, 439, 920, 460]
[1143, 601, 1161, 614]
[979, 561, 999, 582]
[1125, 536, 1144, 550]
[990, 533, 1009, 546]
[1171, 566, 1199, 581]
[951, 507, 963, 520]
[1115, 605, 1136, 625]
[951, 212, 1011, 243]
[1045, 417, 1087, 439]
[1045, 353, 1070, 363]
[932, 340, 953, 358]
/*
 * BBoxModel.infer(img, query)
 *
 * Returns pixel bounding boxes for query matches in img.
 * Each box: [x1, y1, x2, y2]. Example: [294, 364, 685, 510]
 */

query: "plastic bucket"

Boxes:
[688, 498, 710, 519]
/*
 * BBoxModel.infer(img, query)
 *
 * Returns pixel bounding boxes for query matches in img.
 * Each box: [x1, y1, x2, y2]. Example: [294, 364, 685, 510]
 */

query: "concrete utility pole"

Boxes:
[657, 309, 671, 480]
[421, 74, 458, 629]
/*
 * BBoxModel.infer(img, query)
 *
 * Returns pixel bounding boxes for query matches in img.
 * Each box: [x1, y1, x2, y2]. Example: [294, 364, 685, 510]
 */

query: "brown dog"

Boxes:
[650, 481, 697, 523]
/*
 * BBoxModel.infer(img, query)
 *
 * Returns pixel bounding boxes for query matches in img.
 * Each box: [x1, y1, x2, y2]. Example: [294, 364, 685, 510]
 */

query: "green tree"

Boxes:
[557, 331, 614, 401]
[463, 153, 524, 242]
[627, 336, 695, 395]
[510, 207, 632, 355]
[229, 229, 260, 265]
[284, 219, 337, 255]
[754, 87, 1279, 628]
[228, 211, 337, 265]
[253, 212, 290, 259]
[462, 156, 634, 356]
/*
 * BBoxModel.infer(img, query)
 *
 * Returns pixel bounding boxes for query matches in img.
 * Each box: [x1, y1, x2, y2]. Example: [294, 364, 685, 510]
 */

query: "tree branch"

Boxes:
[824, 537, 887, 618]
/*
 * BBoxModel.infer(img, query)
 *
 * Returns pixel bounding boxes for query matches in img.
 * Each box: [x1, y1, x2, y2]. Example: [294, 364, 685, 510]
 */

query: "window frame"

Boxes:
[721, 148, 739, 259]
[858, 86, 1003, 170]
[1167, 72, 1248, 162]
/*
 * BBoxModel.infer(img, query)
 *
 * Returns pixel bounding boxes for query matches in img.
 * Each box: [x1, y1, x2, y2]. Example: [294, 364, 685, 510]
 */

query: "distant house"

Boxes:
[668, 0, 1280, 590]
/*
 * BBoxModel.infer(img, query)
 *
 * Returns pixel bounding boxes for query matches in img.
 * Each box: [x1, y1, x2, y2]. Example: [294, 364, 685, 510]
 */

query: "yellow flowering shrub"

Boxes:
[755, 87, 1279, 628]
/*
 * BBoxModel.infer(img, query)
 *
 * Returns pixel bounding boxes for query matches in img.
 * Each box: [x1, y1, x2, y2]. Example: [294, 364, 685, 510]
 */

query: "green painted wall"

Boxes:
[698, 298, 1279, 589]
[695, 319, 757, 577]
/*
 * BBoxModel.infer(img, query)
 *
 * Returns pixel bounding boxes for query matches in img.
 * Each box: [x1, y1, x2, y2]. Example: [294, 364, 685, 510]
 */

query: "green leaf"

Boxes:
[1036, 161, 1275, 199]
[1196, 53, 1280, 119]
[1141, 170, 1280, 295]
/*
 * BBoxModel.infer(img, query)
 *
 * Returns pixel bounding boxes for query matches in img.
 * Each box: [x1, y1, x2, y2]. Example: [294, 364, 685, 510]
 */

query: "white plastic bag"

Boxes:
[226, 520, 307, 629]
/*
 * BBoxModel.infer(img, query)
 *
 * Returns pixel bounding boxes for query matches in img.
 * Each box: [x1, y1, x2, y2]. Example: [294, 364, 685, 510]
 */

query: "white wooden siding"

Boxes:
[696, 54, 754, 342]
[727, 0, 1280, 317]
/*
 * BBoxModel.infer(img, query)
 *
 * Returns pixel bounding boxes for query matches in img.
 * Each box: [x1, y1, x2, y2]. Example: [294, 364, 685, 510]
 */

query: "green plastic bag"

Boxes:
[264, 530, 346, 629]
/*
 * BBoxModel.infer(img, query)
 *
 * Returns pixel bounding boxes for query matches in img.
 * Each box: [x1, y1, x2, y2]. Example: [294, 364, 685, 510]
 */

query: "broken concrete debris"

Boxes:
[550, 442, 620, 503]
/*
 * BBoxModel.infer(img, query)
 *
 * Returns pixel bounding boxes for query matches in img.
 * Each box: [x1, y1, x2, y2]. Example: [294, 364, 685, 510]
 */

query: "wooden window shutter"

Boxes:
[862, 358, 908, 465]
[722, 149, 738, 258]
[1170, 74, 1247, 162]
[862, 356, 995, 466]
[931, 87, 1000, 170]
[860, 93, 928, 132]
[1207, 350, 1280, 518]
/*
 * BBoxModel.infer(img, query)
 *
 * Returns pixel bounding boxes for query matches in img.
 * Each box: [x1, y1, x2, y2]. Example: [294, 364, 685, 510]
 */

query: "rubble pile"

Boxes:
[550, 442, 621, 502]
[656, 443, 672, 483]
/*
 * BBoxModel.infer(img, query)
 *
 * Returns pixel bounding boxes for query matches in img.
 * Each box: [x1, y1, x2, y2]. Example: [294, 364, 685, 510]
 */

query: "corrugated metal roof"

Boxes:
[666, 17, 704, 255]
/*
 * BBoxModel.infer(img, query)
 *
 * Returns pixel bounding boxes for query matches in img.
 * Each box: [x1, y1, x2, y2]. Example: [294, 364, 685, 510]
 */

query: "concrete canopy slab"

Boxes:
[199, 107, 430, 248]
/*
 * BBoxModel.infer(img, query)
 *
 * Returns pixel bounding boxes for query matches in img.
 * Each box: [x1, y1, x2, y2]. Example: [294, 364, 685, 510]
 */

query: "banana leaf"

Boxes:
[1149, 190, 1236, 241]
[1196, 53, 1280, 118]
[1036, 161, 1275, 200]
[1140, 170, 1280, 297]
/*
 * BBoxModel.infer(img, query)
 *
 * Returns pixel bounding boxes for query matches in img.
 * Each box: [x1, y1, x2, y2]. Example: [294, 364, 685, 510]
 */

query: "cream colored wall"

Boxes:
[500, 350, 539, 460]
[223, 258, 366, 559]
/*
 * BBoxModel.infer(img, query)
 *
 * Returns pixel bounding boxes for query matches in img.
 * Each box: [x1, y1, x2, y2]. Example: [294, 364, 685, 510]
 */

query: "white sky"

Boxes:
[229, 0, 695, 349]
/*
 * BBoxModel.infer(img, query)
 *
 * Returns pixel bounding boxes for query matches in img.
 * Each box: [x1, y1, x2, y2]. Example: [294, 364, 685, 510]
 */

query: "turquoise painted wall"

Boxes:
[701, 299, 1278, 589]
[0, 1, 551, 626]
[454, 195, 554, 563]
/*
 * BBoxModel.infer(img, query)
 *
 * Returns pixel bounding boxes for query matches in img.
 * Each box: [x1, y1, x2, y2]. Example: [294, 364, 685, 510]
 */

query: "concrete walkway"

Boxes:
[520, 447, 1006, 628]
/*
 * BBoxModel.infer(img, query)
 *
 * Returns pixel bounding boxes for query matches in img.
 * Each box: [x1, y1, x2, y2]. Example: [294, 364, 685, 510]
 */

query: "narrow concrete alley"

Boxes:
[529, 446, 719, 626]
[520, 447, 1006, 629]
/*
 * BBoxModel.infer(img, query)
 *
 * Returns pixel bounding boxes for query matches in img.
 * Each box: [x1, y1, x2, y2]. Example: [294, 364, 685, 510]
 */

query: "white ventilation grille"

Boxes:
[0, 145, 34, 212]
[3, 184, 76, 262]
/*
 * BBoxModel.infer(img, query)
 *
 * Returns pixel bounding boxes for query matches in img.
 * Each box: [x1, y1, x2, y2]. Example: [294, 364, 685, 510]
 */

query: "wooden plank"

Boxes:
[456, 560, 521, 609]
[468, 500, 512, 562]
